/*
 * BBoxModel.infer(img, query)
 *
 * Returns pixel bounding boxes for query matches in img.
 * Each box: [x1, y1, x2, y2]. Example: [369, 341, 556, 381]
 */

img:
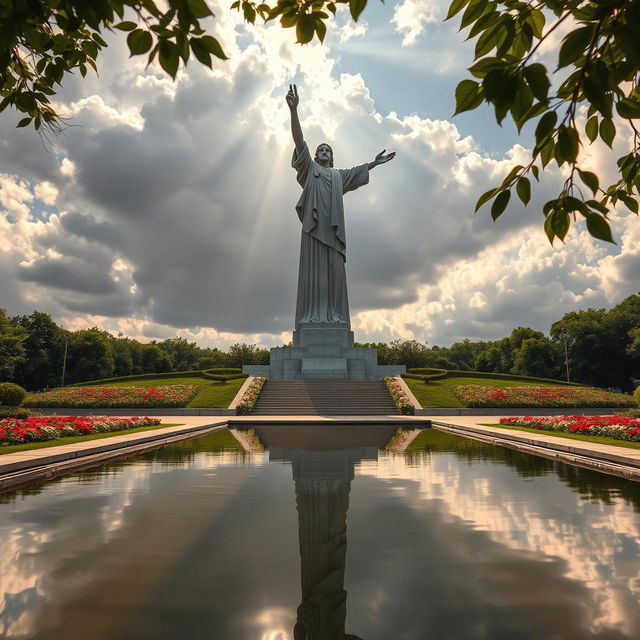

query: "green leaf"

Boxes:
[526, 9, 545, 38]
[558, 26, 592, 68]
[577, 169, 599, 196]
[16, 117, 31, 128]
[543, 210, 556, 244]
[491, 189, 510, 220]
[190, 38, 212, 68]
[516, 177, 530, 205]
[461, 0, 489, 30]
[243, 2, 256, 23]
[523, 63, 549, 101]
[599, 118, 616, 147]
[531, 165, 539, 181]
[114, 21, 137, 31]
[314, 16, 327, 43]
[475, 187, 498, 212]
[585, 115, 598, 142]
[586, 199, 608, 214]
[186, 0, 213, 19]
[158, 39, 179, 77]
[586, 213, 615, 243]
[621, 195, 639, 214]
[445, 0, 471, 21]
[349, 0, 367, 21]
[616, 98, 640, 119]
[127, 29, 153, 55]
[550, 208, 570, 241]
[296, 13, 315, 43]
[534, 110, 556, 144]
[557, 126, 579, 164]
[454, 79, 483, 115]
[201, 35, 227, 60]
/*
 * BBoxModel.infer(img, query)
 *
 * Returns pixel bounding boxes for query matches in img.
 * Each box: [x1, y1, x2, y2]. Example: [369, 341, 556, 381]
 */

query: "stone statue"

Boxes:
[287, 84, 395, 330]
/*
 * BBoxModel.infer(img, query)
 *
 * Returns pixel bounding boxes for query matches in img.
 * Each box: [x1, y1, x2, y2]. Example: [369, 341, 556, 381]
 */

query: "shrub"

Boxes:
[0, 406, 37, 418]
[405, 368, 448, 382]
[0, 382, 27, 407]
[634, 386, 640, 404]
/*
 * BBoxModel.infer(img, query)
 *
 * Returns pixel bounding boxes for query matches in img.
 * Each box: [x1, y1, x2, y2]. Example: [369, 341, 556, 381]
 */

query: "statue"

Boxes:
[287, 84, 395, 330]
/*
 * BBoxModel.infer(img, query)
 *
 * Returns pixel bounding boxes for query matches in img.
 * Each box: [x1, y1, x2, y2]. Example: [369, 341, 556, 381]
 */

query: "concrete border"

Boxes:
[228, 376, 256, 412]
[391, 376, 423, 410]
[416, 407, 622, 416]
[432, 420, 640, 481]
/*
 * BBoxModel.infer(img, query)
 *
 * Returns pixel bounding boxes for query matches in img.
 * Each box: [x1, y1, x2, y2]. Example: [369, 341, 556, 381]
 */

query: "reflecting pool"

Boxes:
[1, 425, 639, 639]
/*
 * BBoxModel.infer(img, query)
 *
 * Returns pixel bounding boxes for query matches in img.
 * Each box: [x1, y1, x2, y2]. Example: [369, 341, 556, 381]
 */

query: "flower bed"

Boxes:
[0, 416, 161, 446]
[236, 377, 266, 415]
[452, 385, 635, 408]
[500, 415, 640, 442]
[384, 377, 415, 415]
[23, 385, 199, 408]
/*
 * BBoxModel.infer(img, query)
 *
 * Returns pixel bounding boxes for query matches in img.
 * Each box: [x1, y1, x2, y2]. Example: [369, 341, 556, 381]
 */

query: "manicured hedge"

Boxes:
[69, 368, 245, 386]
[444, 369, 584, 386]
[404, 368, 448, 382]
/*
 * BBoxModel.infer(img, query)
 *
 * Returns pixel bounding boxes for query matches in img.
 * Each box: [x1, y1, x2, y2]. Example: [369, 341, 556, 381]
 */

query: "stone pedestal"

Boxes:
[243, 321, 405, 380]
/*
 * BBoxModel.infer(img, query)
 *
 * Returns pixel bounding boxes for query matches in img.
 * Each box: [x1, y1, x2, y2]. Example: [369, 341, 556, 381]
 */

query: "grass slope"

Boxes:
[52, 375, 244, 408]
[405, 374, 587, 408]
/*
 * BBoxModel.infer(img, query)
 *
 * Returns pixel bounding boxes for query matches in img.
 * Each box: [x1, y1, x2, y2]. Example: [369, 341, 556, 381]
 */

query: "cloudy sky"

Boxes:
[1, 0, 638, 349]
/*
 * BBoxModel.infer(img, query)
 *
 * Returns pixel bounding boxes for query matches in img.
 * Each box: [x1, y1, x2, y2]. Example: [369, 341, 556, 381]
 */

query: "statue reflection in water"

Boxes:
[252, 424, 403, 640]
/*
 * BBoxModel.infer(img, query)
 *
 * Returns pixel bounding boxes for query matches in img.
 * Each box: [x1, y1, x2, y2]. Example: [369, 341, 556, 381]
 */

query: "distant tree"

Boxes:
[195, 349, 227, 369]
[443, 339, 489, 370]
[111, 336, 134, 376]
[158, 337, 200, 371]
[511, 336, 561, 378]
[141, 343, 173, 373]
[0, 308, 27, 380]
[11, 311, 66, 390]
[226, 343, 269, 368]
[66, 328, 115, 383]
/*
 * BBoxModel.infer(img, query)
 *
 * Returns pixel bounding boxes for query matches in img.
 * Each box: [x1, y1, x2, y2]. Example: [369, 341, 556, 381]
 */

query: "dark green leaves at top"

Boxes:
[158, 39, 179, 77]
[445, 0, 472, 21]
[516, 177, 531, 205]
[491, 189, 510, 220]
[586, 214, 615, 243]
[578, 169, 599, 196]
[523, 64, 550, 101]
[127, 29, 153, 55]
[454, 79, 483, 114]
[556, 125, 579, 164]
[558, 25, 593, 68]
[349, 0, 367, 21]
[616, 97, 640, 119]
[296, 13, 315, 43]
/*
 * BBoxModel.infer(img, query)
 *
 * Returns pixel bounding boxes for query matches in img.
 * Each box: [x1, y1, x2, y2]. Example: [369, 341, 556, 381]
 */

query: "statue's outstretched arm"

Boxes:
[368, 149, 396, 170]
[287, 84, 304, 153]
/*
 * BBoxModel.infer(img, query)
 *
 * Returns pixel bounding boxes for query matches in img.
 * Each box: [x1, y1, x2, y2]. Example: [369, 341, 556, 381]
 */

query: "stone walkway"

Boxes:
[1, 414, 639, 490]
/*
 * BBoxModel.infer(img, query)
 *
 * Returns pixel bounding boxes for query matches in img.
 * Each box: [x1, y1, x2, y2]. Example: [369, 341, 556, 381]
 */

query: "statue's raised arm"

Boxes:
[287, 84, 304, 154]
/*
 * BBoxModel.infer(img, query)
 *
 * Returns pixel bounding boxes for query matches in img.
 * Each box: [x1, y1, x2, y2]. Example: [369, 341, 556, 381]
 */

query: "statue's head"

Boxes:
[314, 143, 334, 168]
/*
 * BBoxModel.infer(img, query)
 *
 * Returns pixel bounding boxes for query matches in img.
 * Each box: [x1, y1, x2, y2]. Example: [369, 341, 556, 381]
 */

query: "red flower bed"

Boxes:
[500, 415, 640, 442]
[0, 416, 161, 446]
[453, 385, 635, 408]
[23, 385, 199, 408]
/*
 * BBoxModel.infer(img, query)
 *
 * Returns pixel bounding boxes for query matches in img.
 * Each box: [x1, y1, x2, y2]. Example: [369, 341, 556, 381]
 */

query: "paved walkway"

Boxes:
[1, 414, 639, 489]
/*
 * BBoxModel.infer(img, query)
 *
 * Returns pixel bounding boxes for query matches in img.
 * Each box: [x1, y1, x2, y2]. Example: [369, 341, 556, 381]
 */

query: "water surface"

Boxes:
[1, 426, 639, 639]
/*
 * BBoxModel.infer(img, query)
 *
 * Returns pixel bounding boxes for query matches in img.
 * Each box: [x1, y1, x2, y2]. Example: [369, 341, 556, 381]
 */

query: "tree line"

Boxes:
[1, 293, 638, 391]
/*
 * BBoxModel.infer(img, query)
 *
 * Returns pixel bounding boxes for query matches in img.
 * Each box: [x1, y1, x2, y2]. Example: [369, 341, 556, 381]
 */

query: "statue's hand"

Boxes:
[286, 84, 299, 109]
[375, 149, 396, 165]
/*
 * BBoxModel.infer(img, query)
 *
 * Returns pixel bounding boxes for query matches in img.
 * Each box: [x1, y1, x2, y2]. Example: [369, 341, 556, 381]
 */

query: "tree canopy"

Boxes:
[2, 0, 639, 242]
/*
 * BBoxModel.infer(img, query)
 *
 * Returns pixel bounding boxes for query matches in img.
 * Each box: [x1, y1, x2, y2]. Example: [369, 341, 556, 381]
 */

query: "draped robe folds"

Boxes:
[292, 143, 369, 329]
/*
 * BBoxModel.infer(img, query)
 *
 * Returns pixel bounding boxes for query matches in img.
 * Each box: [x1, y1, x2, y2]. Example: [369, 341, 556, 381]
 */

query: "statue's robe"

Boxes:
[292, 143, 369, 328]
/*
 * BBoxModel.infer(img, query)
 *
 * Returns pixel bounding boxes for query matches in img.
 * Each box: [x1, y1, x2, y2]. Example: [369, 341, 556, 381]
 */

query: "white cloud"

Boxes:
[34, 181, 58, 205]
[391, 0, 445, 46]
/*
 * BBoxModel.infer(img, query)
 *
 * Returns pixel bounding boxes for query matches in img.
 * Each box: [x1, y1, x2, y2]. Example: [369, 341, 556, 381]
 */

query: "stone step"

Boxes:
[251, 380, 397, 415]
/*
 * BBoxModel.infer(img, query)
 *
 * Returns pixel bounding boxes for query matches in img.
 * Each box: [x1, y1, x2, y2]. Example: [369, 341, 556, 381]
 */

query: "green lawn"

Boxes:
[404, 374, 576, 408]
[481, 422, 640, 450]
[0, 423, 182, 455]
[69, 375, 245, 408]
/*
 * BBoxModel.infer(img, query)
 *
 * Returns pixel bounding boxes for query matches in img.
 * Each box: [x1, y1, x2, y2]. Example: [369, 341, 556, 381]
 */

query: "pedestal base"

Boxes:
[243, 322, 406, 380]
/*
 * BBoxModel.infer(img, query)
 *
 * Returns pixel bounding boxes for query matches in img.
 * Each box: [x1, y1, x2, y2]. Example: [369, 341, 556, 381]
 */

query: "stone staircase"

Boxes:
[251, 380, 397, 415]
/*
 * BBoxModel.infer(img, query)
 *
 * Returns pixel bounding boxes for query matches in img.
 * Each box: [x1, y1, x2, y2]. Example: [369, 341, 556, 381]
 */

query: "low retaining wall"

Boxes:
[35, 408, 235, 416]
[417, 407, 622, 416]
